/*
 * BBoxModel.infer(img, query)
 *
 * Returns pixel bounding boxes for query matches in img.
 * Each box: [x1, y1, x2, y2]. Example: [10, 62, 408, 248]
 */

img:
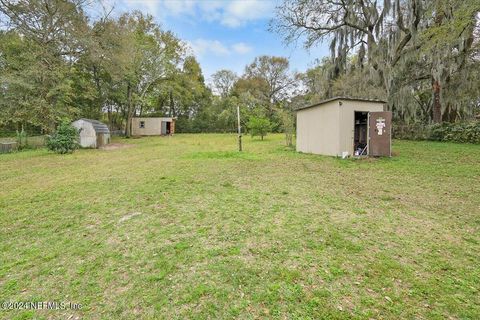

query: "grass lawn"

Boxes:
[0, 134, 479, 319]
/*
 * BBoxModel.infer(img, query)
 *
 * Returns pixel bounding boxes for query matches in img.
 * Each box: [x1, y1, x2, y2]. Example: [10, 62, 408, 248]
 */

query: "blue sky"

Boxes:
[97, 0, 329, 82]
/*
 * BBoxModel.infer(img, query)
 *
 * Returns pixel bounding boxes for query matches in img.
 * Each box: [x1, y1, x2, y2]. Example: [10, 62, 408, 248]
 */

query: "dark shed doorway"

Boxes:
[354, 111, 392, 157]
[166, 122, 171, 134]
[161, 121, 172, 135]
[354, 111, 368, 155]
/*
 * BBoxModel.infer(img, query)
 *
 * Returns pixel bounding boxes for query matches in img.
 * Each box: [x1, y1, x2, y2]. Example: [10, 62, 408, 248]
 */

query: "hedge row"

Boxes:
[393, 121, 480, 144]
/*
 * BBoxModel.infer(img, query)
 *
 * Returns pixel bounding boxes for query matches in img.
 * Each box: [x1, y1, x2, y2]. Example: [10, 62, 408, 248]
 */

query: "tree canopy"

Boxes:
[0, 1, 209, 134]
[272, 0, 480, 123]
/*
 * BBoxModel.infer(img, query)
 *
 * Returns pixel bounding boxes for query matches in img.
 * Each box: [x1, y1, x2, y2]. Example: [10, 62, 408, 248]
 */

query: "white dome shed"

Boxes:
[71, 119, 110, 148]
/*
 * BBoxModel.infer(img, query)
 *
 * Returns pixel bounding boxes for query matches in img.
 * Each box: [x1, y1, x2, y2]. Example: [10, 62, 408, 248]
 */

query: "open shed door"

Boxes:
[161, 121, 167, 135]
[368, 111, 392, 157]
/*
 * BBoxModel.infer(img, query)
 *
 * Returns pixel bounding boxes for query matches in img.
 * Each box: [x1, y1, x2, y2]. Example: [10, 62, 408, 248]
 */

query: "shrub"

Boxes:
[46, 121, 80, 154]
[393, 122, 430, 140]
[429, 122, 480, 143]
[394, 121, 480, 144]
[16, 127, 28, 150]
[247, 116, 272, 140]
[276, 108, 295, 147]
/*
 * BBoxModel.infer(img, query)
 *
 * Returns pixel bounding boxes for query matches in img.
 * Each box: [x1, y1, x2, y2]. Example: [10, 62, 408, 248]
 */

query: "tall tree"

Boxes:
[244, 55, 295, 104]
[0, 0, 89, 56]
[147, 55, 212, 132]
[103, 12, 183, 136]
[211, 69, 238, 98]
[272, 0, 479, 123]
[272, 0, 423, 74]
[0, 0, 89, 132]
[420, 0, 478, 122]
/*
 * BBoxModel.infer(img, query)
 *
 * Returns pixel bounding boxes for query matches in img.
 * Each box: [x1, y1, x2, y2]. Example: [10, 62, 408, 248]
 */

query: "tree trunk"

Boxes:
[107, 105, 113, 131]
[93, 65, 102, 118]
[169, 89, 175, 117]
[432, 78, 442, 123]
[125, 82, 133, 137]
[431, 6, 444, 125]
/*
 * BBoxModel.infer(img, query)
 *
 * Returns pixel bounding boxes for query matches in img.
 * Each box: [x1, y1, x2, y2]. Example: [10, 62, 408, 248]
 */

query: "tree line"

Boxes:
[0, 0, 479, 139]
[0, 0, 297, 137]
[0, 0, 204, 135]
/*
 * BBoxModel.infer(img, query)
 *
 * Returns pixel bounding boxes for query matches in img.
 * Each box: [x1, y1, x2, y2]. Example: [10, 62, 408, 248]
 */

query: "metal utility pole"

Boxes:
[237, 104, 242, 152]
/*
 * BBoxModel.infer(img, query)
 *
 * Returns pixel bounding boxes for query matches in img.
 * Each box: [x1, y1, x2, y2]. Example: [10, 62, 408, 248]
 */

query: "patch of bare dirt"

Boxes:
[100, 143, 135, 151]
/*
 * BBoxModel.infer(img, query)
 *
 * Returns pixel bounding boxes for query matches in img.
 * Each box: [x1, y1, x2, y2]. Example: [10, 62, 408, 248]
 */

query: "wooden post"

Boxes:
[237, 104, 242, 152]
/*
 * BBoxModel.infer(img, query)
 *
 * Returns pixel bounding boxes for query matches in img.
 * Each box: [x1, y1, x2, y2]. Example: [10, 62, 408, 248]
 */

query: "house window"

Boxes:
[139, 121, 145, 128]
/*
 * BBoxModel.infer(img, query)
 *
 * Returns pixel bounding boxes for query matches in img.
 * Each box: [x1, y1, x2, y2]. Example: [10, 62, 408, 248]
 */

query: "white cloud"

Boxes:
[123, 0, 159, 15]
[161, 0, 196, 15]
[219, 0, 274, 27]
[232, 42, 253, 54]
[188, 39, 230, 57]
[119, 0, 274, 28]
[188, 39, 254, 57]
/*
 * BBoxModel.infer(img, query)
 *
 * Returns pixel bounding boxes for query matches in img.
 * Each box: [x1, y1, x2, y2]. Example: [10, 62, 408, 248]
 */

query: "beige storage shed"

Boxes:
[296, 97, 392, 157]
[131, 117, 175, 136]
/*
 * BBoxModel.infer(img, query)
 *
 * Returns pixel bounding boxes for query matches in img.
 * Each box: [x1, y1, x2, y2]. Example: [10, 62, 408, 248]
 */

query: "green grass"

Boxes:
[0, 134, 479, 319]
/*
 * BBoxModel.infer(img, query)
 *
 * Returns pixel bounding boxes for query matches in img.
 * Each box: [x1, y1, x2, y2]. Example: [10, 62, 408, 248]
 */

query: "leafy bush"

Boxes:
[394, 121, 480, 144]
[247, 116, 272, 140]
[429, 122, 480, 143]
[46, 121, 80, 154]
[393, 123, 430, 140]
[276, 108, 295, 147]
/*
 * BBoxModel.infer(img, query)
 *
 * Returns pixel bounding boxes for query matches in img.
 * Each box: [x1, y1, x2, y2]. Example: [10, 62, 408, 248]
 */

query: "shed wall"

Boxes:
[132, 118, 173, 136]
[72, 120, 97, 148]
[296, 101, 340, 156]
[339, 100, 385, 156]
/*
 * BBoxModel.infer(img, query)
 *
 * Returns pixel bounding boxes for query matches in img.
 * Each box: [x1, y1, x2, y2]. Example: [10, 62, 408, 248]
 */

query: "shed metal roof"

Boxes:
[296, 96, 387, 111]
[79, 118, 110, 134]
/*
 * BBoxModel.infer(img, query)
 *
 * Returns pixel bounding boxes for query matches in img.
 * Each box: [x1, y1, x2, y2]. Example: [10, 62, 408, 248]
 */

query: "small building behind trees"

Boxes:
[131, 117, 175, 136]
[71, 119, 110, 148]
[296, 97, 392, 157]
